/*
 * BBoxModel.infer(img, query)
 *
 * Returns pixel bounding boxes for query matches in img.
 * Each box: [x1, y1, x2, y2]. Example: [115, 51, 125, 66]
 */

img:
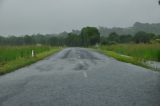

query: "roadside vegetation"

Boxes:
[97, 31, 160, 71]
[97, 49, 147, 68]
[100, 44, 160, 62]
[0, 46, 61, 75]
[97, 44, 160, 71]
[0, 25, 160, 73]
[0, 26, 99, 75]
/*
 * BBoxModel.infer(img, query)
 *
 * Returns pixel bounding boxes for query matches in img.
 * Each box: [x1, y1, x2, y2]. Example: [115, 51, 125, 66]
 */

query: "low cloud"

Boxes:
[0, 0, 159, 35]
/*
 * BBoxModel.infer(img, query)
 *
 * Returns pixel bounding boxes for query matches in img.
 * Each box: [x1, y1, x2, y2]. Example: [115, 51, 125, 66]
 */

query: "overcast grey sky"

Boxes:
[0, 0, 159, 35]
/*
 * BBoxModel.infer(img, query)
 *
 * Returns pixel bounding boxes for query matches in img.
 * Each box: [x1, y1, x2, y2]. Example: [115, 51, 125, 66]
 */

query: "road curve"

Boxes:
[0, 48, 160, 106]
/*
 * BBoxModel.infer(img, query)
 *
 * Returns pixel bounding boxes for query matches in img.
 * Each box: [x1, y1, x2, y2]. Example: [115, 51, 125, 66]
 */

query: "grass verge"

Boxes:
[100, 44, 160, 62]
[96, 49, 159, 71]
[0, 48, 62, 75]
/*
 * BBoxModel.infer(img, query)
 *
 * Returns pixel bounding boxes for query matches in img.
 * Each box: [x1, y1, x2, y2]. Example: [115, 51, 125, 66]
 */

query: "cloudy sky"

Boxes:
[0, 0, 159, 35]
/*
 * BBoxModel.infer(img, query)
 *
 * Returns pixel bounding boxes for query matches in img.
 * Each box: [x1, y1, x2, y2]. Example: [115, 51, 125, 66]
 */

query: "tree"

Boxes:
[80, 27, 100, 46]
[0, 36, 5, 45]
[157, 35, 160, 39]
[66, 33, 81, 46]
[107, 32, 120, 43]
[100, 36, 108, 45]
[147, 33, 156, 40]
[119, 35, 132, 43]
[48, 36, 58, 46]
[133, 31, 150, 43]
[24, 35, 34, 45]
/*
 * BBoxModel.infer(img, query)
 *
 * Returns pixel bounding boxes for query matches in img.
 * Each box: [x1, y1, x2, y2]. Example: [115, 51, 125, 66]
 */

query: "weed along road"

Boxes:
[0, 48, 160, 106]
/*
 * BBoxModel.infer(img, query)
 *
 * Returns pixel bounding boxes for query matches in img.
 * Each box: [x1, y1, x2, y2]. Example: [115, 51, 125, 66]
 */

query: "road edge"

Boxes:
[93, 48, 160, 72]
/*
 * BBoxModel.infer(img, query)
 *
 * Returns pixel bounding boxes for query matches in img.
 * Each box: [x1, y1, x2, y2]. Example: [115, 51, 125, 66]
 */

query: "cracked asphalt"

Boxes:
[0, 48, 160, 106]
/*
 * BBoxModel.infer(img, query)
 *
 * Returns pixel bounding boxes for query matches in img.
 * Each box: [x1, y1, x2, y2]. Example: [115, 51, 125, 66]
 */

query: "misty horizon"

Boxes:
[1, 22, 160, 36]
[0, 0, 160, 36]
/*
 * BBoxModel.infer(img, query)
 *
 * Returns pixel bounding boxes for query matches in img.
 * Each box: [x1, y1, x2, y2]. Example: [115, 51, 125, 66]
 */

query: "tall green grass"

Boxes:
[101, 44, 160, 62]
[0, 46, 61, 75]
[0, 46, 50, 63]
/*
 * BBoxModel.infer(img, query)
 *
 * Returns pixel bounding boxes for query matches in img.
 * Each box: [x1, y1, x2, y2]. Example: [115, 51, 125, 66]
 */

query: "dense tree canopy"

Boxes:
[80, 27, 100, 46]
[133, 31, 151, 43]
[107, 32, 120, 43]
[66, 33, 81, 46]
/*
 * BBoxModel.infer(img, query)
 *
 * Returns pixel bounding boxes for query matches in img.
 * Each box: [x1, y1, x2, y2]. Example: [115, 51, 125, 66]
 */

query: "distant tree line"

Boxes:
[0, 27, 160, 46]
[99, 22, 160, 36]
[101, 31, 160, 45]
[0, 27, 100, 46]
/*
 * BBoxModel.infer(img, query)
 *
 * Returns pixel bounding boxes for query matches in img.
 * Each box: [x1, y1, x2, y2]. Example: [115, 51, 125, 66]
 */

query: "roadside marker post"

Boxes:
[32, 50, 35, 57]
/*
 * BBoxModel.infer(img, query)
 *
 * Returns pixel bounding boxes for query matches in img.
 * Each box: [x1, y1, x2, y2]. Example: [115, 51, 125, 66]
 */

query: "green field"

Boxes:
[0, 46, 61, 75]
[100, 44, 160, 62]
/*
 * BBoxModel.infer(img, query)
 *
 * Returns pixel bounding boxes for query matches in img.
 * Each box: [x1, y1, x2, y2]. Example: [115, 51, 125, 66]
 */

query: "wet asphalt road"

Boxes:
[0, 48, 160, 106]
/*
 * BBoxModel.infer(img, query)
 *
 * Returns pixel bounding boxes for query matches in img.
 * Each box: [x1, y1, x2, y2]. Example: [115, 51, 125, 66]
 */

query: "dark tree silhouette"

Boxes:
[80, 27, 100, 46]
[159, 0, 160, 5]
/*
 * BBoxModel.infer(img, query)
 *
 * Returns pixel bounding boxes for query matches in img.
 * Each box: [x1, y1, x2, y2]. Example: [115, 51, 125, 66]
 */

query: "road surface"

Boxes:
[0, 48, 160, 106]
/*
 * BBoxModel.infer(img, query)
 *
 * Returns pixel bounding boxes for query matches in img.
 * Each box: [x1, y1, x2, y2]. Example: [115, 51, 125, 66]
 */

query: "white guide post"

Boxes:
[32, 50, 34, 57]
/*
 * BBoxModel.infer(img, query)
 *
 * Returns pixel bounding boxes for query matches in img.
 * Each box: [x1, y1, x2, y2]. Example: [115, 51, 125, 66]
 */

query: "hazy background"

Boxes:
[0, 0, 159, 35]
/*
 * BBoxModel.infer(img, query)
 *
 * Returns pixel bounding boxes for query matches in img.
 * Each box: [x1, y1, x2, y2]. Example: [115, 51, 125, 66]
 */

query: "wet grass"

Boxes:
[100, 44, 160, 62]
[95, 44, 160, 71]
[0, 46, 62, 75]
[98, 49, 148, 67]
